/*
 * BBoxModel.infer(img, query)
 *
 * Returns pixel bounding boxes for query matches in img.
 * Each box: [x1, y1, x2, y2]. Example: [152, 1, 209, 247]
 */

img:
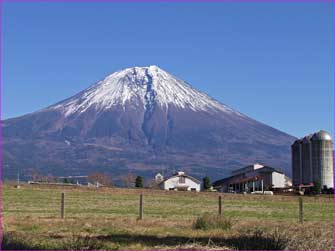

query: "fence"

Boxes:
[57, 191, 308, 223]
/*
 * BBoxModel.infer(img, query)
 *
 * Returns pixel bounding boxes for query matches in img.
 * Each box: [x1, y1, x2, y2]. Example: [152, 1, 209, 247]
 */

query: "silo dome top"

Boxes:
[292, 139, 302, 146]
[312, 130, 332, 141]
[302, 134, 312, 143]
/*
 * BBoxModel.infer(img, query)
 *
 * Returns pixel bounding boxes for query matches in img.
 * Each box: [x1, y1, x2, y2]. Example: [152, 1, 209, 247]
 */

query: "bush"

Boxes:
[313, 179, 322, 194]
[193, 213, 233, 231]
[61, 233, 107, 250]
[1, 232, 52, 250]
[135, 176, 144, 188]
[203, 176, 211, 190]
[228, 227, 289, 250]
[327, 187, 334, 194]
[321, 186, 334, 194]
[1, 232, 109, 251]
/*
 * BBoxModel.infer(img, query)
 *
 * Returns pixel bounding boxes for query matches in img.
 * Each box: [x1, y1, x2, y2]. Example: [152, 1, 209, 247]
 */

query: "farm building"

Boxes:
[291, 130, 334, 189]
[56, 175, 89, 185]
[159, 171, 201, 191]
[213, 163, 292, 193]
[155, 173, 164, 184]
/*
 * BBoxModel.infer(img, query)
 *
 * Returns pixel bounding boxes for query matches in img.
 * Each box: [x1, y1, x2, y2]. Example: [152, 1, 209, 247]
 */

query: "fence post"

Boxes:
[61, 192, 65, 219]
[218, 195, 222, 215]
[299, 197, 303, 223]
[139, 193, 143, 220]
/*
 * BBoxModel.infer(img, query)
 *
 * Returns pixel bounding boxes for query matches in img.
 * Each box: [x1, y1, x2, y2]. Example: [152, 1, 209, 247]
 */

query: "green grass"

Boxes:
[4, 185, 333, 220]
[2, 184, 334, 250]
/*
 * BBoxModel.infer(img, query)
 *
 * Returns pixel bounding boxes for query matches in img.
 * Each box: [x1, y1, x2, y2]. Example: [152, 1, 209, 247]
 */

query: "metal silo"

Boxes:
[311, 130, 334, 188]
[291, 139, 302, 186]
[301, 135, 313, 184]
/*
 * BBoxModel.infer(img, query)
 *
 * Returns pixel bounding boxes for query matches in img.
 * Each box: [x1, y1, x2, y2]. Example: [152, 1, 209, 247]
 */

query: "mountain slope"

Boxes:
[2, 66, 295, 180]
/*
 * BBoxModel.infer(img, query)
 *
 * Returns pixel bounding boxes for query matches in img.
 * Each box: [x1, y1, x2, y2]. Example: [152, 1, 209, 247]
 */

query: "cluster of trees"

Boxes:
[30, 171, 113, 186]
[311, 179, 333, 194]
[30, 170, 147, 188]
[119, 173, 145, 188]
[31, 171, 57, 183]
[29, 170, 214, 190]
[88, 172, 112, 186]
[312, 179, 322, 194]
[27, 171, 335, 195]
[203, 176, 211, 190]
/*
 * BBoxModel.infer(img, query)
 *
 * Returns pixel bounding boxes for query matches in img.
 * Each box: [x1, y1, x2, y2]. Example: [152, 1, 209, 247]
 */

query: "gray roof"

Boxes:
[213, 165, 284, 187]
[162, 173, 201, 184]
[312, 130, 332, 141]
[302, 134, 312, 143]
[292, 130, 332, 146]
[291, 139, 302, 146]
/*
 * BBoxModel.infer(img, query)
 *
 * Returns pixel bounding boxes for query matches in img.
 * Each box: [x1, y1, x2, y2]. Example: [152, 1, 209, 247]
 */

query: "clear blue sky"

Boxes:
[1, 1, 334, 138]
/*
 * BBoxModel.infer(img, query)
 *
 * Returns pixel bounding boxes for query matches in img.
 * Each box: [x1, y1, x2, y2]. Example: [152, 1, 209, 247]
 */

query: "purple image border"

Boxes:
[0, 0, 334, 251]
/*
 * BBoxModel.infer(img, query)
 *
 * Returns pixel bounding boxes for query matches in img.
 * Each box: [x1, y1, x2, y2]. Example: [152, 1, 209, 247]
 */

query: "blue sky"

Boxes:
[1, 1, 334, 138]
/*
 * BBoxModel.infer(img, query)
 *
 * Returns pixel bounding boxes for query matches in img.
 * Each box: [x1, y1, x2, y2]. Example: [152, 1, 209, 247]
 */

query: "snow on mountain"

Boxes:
[50, 65, 244, 117]
[2, 65, 295, 181]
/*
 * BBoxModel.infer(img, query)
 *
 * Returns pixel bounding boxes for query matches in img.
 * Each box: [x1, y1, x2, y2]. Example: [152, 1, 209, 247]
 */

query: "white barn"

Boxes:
[160, 171, 201, 192]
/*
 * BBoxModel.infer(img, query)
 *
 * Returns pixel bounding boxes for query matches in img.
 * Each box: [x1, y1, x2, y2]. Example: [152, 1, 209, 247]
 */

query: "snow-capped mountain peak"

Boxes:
[3, 65, 294, 181]
[51, 66, 243, 117]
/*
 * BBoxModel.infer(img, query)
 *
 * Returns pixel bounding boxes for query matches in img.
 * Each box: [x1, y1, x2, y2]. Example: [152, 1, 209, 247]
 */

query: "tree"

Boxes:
[322, 185, 328, 194]
[88, 172, 112, 186]
[135, 176, 144, 188]
[45, 174, 56, 183]
[313, 179, 322, 194]
[120, 173, 136, 188]
[146, 179, 160, 189]
[31, 170, 43, 182]
[203, 176, 211, 190]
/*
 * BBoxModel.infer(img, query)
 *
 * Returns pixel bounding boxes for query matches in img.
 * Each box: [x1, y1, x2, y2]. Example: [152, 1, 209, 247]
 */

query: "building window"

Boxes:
[179, 176, 185, 183]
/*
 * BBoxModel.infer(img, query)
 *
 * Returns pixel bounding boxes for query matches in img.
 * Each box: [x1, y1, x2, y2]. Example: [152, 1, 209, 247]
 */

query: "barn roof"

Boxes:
[162, 173, 201, 184]
[213, 164, 284, 187]
[212, 177, 232, 187]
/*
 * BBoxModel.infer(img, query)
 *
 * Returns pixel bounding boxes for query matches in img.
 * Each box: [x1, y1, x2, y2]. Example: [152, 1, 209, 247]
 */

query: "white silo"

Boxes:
[311, 130, 334, 188]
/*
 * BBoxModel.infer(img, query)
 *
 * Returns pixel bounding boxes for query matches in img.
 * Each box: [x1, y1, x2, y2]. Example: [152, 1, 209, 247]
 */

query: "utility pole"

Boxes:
[218, 195, 222, 215]
[15, 169, 21, 189]
[139, 194, 144, 220]
[299, 197, 304, 224]
[61, 192, 65, 219]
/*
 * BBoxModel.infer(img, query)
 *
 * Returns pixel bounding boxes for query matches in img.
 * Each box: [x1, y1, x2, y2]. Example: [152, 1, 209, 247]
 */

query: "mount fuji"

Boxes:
[2, 66, 295, 180]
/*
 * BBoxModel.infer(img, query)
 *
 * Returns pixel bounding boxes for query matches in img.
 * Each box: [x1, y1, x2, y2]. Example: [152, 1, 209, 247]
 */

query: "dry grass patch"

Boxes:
[193, 213, 234, 231]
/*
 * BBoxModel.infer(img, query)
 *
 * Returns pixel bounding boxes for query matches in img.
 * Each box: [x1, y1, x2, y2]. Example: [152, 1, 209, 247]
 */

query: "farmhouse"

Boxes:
[155, 173, 164, 184]
[213, 163, 292, 193]
[159, 171, 201, 191]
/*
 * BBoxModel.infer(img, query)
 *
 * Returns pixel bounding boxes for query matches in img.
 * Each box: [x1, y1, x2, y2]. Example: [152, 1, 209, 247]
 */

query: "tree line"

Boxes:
[28, 171, 213, 190]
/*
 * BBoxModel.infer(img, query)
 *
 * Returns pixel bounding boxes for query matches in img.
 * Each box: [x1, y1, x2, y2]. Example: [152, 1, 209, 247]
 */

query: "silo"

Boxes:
[311, 130, 334, 188]
[301, 135, 313, 184]
[291, 139, 302, 186]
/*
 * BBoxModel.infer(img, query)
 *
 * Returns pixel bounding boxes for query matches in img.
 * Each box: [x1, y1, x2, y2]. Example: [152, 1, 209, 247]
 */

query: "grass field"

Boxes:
[2, 184, 334, 250]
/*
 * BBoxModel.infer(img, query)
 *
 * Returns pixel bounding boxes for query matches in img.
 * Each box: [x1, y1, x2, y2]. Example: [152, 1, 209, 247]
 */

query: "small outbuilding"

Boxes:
[159, 171, 201, 192]
[155, 173, 164, 184]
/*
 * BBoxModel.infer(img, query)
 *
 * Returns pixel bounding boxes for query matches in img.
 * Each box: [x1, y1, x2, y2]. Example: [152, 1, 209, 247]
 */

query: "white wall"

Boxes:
[272, 172, 285, 188]
[162, 176, 200, 191]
